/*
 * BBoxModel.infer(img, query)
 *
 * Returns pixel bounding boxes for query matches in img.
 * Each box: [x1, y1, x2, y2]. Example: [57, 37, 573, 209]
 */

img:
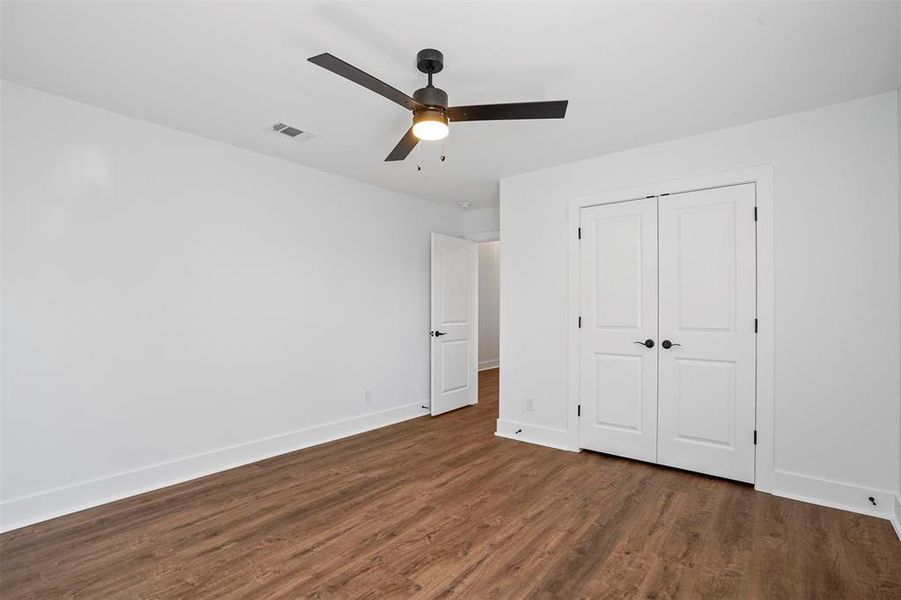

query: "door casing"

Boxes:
[567, 166, 774, 493]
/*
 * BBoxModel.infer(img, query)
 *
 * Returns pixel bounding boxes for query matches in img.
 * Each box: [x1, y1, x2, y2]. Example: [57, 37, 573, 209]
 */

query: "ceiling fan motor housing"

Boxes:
[413, 85, 448, 109]
[412, 85, 449, 133]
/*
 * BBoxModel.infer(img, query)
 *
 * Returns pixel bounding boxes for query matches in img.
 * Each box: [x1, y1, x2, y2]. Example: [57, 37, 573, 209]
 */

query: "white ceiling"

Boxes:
[2, 2, 899, 208]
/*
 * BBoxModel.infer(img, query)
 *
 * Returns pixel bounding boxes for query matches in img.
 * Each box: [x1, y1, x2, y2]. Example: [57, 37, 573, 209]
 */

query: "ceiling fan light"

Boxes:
[412, 120, 449, 141]
[412, 110, 449, 141]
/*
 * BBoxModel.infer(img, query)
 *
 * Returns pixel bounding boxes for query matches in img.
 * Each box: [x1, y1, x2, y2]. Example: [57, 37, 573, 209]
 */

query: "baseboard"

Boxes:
[478, 359, 499, 371]
[491, 424, 901, 529]
[0, 402, 429, 533]
[495, 418, 575, 452]
[761, 468, 898, 521]
[891, 495, 901, 541]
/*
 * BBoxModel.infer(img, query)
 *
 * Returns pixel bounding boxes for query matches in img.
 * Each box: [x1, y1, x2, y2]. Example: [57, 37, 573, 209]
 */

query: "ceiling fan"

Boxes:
[308, 48, 569, 161]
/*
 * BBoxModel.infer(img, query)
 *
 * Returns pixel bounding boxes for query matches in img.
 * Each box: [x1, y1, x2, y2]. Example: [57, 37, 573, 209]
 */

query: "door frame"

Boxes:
[566, 166, 774, 492]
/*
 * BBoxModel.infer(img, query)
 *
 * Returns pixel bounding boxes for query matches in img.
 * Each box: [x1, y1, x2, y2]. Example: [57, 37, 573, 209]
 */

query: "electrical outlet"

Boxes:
[364, 390, 372, 403]
[526, 397, 535, 411]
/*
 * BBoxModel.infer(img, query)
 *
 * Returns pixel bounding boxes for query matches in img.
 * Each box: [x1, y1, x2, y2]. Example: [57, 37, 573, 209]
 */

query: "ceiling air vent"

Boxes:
[268, 123, 314, 141]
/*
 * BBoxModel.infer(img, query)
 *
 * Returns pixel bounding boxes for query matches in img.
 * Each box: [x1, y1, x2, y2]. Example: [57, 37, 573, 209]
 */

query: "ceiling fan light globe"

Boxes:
[412, 108, 449, 141]
[412, 120, 449, 141]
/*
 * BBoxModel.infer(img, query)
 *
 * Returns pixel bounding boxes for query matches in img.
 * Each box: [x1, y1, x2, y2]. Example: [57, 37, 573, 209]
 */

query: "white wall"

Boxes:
[0, 82, 461, 531]
[478, 241, 500, 370]
[462, 206, 500, 241]
[500, 92, 900, 518]
[896, 87, 901, 536]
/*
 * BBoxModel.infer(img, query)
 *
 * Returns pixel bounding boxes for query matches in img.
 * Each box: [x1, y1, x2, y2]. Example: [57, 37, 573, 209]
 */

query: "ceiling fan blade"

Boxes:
[308, 53, 423, 111]
[448, 100, 568, 122]
[385, 127, 419, 161]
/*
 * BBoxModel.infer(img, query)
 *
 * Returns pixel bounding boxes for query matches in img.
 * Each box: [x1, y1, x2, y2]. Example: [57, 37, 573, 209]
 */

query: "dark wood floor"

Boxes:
[2, 369, 900, 599]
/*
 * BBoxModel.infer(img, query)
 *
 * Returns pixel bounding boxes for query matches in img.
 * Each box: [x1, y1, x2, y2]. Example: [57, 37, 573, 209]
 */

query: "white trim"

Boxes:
[478, 359, 499, 371]
[766, 468, 897, 520]
[495, 419, 575, 452]
[566, 166, 777, 476]
[0, 402, 429, 533]
[465, 230, 500, 242]
[891, 494, 901, 541]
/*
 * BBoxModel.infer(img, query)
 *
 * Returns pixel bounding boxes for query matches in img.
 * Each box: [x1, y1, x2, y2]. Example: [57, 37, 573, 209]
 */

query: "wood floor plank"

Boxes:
[2, 368, 900, 599]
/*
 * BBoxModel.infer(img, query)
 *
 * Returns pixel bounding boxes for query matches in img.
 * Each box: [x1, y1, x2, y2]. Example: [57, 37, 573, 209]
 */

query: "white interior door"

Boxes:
[430, 232, 478, 416]
[657, 184, 757, 482]
[579, 199, 659, 462]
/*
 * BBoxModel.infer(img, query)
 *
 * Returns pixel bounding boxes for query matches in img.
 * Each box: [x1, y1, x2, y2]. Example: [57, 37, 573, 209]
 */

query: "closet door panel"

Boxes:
[657, 184, 757, 483]
[579, 199, 658, 462]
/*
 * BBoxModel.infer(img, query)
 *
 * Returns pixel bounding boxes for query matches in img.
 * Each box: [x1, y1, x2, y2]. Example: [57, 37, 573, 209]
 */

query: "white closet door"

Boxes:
[579, 199, 658, 462]
[656, 184, 757, 482]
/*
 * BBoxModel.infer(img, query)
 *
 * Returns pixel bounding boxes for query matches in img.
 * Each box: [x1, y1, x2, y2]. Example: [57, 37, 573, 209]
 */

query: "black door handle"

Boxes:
[633, 339, 654, 348]
[661, 340, 681, 349]
[431, 331, 448, 337]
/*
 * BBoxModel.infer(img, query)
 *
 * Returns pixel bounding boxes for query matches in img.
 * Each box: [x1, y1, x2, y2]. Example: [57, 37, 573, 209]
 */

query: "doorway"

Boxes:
[478, 241, 500, 373]
[428, 233, 500, 417]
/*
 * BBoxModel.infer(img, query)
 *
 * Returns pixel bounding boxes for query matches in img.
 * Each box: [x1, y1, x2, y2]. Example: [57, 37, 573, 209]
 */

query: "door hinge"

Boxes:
[754, 318, 758, 333]
[754, 206, 758, 221]
[577, 227, 581, 240]
[577, 404, 581, 417]
[753, 430, 757, 445]
[578, 316, 582, 328]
